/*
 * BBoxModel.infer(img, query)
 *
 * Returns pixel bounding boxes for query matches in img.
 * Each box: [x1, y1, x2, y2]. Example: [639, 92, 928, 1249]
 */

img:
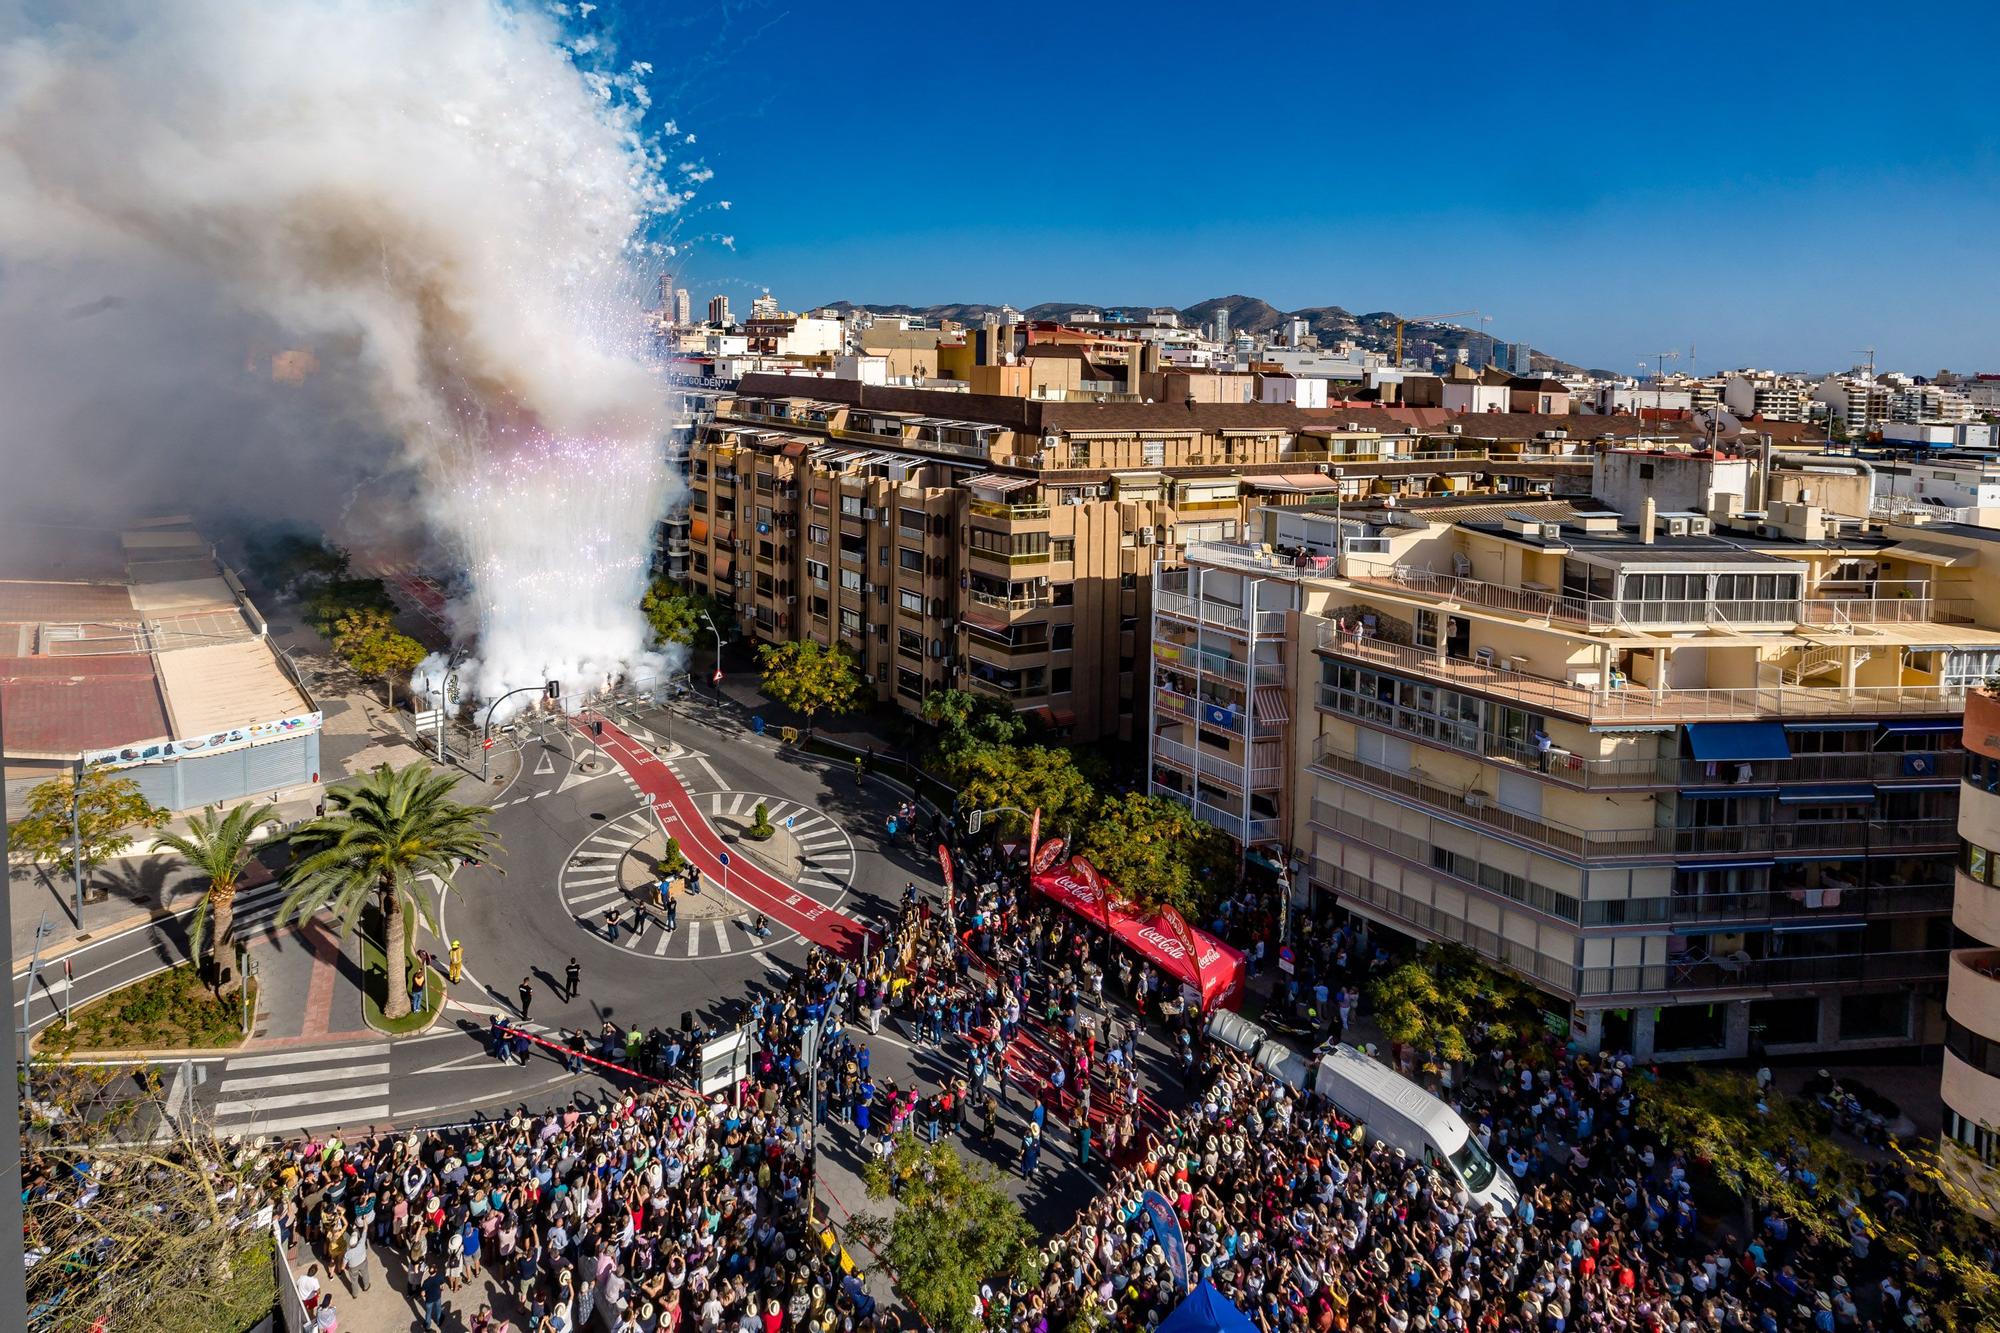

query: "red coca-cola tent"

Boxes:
[1030, 858, 1248, 1011]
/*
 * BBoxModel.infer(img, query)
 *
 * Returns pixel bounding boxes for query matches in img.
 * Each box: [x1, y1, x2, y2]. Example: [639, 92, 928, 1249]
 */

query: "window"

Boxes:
[840, 495, 863, 517]
[1965, 840, 1993, 883]
[898, 627, 923, 658]
[807, 524, 828, 546]
[968, 527, 1049, 559]
[1052, 624, 1074, 651]
[1142, 440, 1165, 466]
[809, 596, 828, 620]
[879, 546, 890, 566]
[839, 569, 862, 592]
[1051, 667, 1072, 694]
[839, 609, 860, 635]
[1638, 463, 1654, 479]
[1051, 537, 1075, 562]
[899, 547, 924, 572]
[899, 589, 924, 614]
[805, 559, 829, 585]
[899, 507, 925, 537]
[1120, 572, 1138, 591]
[1749, 997, 1820, 1047]
[1970, 753, 2000, 793]
[896, 667, 923, 701]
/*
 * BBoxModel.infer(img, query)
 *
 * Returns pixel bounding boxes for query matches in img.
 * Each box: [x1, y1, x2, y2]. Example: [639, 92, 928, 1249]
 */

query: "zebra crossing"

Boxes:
[550, 791, 855, 962]
[209, 1040, 391, 1136]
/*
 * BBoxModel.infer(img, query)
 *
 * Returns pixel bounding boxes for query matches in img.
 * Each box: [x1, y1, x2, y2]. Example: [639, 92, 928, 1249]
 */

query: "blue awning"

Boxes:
[1880, 720, 1965, 735]
[1777, 785, 1876, 803]
[1678, 859, 1777, 871]
[1784, 721, 1878, 732]
[1876, 780, 1955, 792]
[1775, 852, 1869, 863]
[1682, 786, 1779, 798]
[1687, 722, 1791, 763]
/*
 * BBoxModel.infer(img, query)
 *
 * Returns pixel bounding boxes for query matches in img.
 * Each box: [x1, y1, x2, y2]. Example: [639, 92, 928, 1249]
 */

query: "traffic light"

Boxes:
[966, 810, 983, 834]
[545, 680, 561, 700]
[592, 720, 603, 737]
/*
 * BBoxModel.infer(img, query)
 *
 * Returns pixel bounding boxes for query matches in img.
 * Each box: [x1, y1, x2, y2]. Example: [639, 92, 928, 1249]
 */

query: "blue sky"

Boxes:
[618, 1, 2000, 375]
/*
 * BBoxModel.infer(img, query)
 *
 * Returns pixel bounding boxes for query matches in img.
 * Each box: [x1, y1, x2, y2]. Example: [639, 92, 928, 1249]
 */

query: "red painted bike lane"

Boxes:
[575, 713, 869, 958]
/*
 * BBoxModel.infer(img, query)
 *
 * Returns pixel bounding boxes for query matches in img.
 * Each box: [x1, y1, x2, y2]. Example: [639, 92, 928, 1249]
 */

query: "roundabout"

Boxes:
[553, 789, 857, 961]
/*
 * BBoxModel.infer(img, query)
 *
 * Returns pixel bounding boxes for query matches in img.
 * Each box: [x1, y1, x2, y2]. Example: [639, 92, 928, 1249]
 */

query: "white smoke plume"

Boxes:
[0, 0, 684, 712]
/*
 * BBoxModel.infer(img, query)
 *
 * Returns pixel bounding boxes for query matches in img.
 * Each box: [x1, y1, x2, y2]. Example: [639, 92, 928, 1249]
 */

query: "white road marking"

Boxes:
[220, 1063, 391, 1093]
[687, 923, 701, 956]
[215, 1083, 391, 1117]
[568, 886, 627, 910]
[586, 832, 629, 849]
[564, 871, 621, 887]
[534, 752, 555, 776]
[225, 1043, 389, 1071]
[571, 850, 622, 862]
[653, 926, 675, 956]
[713, 920, 729, 954]
[216, 1104, 390, 1134]
[726, 794, 747, 816]
[789, 816, 830, 833]
[693, 757, 725, 788]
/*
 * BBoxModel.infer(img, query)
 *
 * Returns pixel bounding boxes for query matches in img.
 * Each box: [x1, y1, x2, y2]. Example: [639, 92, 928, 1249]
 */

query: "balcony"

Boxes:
[1352, 565, 1799, 630]
[1157, 786, 1282, 844]
[967, 670, 1047, 701]
[1154, 590, 1288, 637]
[1315, 625, 1970, 722]
[1307, 858, 1579, 993]
[967, 588, 1054, 614]
[1671, 818, 1955, 856]
[1154, 686, 1244, 735]
[967, 545, 1051, 570]
[1154, 640, 1284, 687]
[1310, 738, 1671, 860]
[965, 626, 1052, 659]
[1669, 881, 1952, 926]
[1577, 948, 1949, 1000]
[1152, 736, 1285, 790]
[968, 499, 1051, 521]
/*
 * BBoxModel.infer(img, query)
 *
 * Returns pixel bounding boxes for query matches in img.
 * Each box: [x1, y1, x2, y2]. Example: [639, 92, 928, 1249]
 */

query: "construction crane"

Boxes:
[1394, 310, 1483, 367]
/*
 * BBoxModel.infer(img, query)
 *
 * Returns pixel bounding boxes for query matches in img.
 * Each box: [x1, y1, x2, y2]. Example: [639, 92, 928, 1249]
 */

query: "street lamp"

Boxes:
[698, 611, 723, 691]
[481, 681, 558, 783]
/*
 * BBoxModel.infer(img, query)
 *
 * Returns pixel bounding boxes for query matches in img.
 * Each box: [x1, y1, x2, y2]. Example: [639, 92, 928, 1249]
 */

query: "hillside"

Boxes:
[817, 295, 1584, 375]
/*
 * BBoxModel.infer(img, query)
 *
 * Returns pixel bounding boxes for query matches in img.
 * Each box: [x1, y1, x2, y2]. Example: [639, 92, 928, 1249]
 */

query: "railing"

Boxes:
[1157, 787, 1282, 843]
[1800, 597, 1975, 626]
[1354, 566, 1805, 629]
[1315, 625, 1971, 721]
[967, 546, 1051, 567]
[1672, 819, 1955, 856]
[1578, 948, 1949, 999]
[967, 588, 1053, 612]
[1310, 739, 1671, 859]
[1352, 565, 1594, 623]
[964, 627, 1051, 658]
[967, 674, 1047, 701]
[1154, 687, 1245, 735]
[1668, 881, 1952, 925]
[1153, 641, 1285, 686]
[968, 499, 1051, 521]
[1153, 590, 1289, 636]
[1181, 540, 1322, 578]
[831, 425, 911, 446]
[1307, 859, 1579, 992]
[1151, 736, 1285, 789]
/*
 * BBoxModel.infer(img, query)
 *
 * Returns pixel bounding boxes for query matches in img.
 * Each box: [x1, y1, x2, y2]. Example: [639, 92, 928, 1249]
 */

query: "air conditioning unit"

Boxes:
[862, 507, 879, 521]
[1449, 424, 1463, 435]
[862, 673, 874, 684]
[1539, 523, 1562, 540]
[785, 595, 797, 605]
[862, 582, 876, 594]
[941, 618, 956, 632]
[1464, 791, 1489, 810]
[1687, 516, 1712, 535]
[1664, 516, 1692, 536]
[930, 640, 945, 658]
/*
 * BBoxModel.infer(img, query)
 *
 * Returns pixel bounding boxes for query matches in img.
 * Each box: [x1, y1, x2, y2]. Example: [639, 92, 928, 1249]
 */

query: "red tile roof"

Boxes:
[0, 654, 170, 757]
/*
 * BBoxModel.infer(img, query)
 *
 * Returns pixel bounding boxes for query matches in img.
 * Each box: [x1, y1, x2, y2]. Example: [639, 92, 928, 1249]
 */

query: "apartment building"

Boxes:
[679, 370, 1595, 741]
[1811, 376, 1892, 438]
[1947, 689, 2000, 1167]
[1723, 373, 1808, 423]
[1290, 448, 2000, 1061]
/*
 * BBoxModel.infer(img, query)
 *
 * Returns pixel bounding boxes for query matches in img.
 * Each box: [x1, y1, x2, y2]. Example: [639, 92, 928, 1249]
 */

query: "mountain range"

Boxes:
[816, 294, 1594, 376]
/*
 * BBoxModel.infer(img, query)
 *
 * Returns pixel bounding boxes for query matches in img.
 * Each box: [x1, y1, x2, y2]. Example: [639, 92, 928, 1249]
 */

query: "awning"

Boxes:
[1775, 852, 1868, 863]
[1245, 473, 1340, 493]
[1777, 785, 1875, 803]
[1253, 686, 1291, 725]
[1877, 780, 1956, 792]
[1783, 721, 1877, 732]
[1879, 720, 1964, 734]
[713, 555, 733, 580]
[690, 516, 710, 542]
[780, 440, 809, 458]
[1881, 540, 1969, 567]
[1030, 860, 1247, 1010]
[1687, 721, 1791, 763]
[963, 473, 1035, 495]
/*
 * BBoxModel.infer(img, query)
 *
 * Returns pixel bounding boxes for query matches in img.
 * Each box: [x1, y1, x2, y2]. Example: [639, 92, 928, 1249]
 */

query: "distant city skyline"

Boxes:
[630, 0, 2000, 377]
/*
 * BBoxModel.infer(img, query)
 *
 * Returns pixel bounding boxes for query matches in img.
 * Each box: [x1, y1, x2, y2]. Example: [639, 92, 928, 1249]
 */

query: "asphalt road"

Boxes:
[14, 696, 1164, 1228]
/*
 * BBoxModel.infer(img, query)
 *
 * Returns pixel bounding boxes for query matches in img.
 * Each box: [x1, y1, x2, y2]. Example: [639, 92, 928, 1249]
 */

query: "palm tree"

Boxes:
[279, 763, 495, 1020]
[152, 800, 278, 993]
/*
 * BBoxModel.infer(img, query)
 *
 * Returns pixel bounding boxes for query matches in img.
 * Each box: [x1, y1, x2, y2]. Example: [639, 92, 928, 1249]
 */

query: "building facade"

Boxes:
[1946, 689, 2000, 1166]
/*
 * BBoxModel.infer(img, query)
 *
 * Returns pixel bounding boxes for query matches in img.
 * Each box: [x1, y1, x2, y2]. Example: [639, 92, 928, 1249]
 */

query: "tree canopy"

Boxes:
[1078, 791, 1236, 917]
[756, 639, 866, 733]
[152, 800, 277, 990]
[280, 763, 495, 1019]
[641, 578, 718, 647]
[8, 769, 167, 883]
[1367, 941, 1543, 1067]
[949, 742, 1094, 838]
[922, 687, 1026, 759]
[331, 608, 425, 700]
[853, 1137, 1041, 1333]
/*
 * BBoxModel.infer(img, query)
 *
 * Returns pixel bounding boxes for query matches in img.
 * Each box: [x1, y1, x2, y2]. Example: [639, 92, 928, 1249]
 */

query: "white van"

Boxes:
[1308, 1043, 1518, 1215]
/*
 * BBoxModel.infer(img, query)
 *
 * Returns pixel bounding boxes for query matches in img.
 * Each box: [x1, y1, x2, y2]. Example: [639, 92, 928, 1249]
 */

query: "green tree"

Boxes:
[279, 763, 495, 1019]
[922, 687, 1026, 760]
[950, 742, 1094, 838]
[1078, 792, 1235, 917]
[852, 1137, 1042, 1333]
[1367, 941, 1542, 1071]
[300, 575, 397, 636]
[151, 801, 278, 992]
[332, 607, 426, 705]
[8, 768, 167, 886]
[756, 639, 866, 736]
[641, 577, 717, 647]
